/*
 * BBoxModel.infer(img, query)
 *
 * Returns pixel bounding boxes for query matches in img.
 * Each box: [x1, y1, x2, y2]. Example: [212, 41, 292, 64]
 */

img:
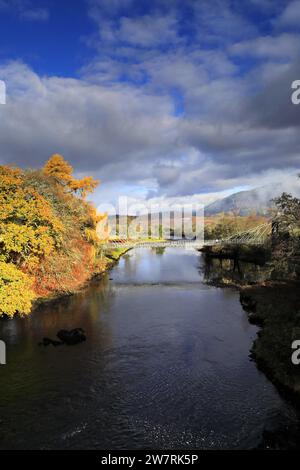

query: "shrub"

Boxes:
[0, 157, 106, 317]
[0, 262, 36, 318]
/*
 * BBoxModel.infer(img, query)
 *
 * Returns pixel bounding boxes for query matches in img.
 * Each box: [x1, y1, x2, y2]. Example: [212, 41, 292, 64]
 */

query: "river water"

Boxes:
[0, 248, 297, 449]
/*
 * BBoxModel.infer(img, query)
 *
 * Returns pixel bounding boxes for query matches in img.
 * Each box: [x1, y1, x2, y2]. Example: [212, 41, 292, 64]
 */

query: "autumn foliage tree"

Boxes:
[0, 166, 63, 265]
[43, 154, 99, 199]
[0, 261, 35, 317]
[0, 156, 106, 318]
[68, 176, 99, 199]
[43, 154, 73, 184]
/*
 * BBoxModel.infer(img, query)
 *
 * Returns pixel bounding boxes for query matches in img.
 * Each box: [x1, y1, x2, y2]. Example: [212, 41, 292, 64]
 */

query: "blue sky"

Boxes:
[0, 0, 300, 208]
[0, 0, 277, 77]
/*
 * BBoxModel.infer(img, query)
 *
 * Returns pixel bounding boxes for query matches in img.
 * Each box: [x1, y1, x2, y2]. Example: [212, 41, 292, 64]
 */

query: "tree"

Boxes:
[68, 175, 99, 199]
[273, 192, 300, 234]
[43, 154, 99, 198]
[43, 154, 73, 184]
[0, 158, 105, 318]
[0, 262, 36, 318]
[0, 165, 62, 268]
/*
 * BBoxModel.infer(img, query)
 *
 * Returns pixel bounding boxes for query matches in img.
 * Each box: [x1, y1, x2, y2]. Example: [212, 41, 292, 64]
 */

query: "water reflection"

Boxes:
[0, 248, 297, 450]
[202, 256, 272, 285]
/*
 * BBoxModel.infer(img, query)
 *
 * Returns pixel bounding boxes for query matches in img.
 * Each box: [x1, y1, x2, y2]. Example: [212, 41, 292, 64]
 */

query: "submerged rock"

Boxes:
[39, 337, 63, 347]
[39, 328, 86, 347]
[57, 328, 86, 345]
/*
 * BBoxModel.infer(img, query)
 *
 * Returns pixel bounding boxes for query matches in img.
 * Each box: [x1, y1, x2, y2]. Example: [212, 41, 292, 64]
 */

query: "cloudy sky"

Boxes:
[0, 0, 299, 210]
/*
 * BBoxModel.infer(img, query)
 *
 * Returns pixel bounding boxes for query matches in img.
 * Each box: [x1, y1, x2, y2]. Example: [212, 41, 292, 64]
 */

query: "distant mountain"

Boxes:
[205, 182, 300, 216]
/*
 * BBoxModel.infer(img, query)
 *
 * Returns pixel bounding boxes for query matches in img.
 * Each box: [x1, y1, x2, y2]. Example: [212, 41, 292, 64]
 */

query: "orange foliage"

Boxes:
[43, 154, 73, 184]
[68, 176, 99, 199]
[0, 156, 107, 317]
[43, 154, 99, 199]
[32, 238, 95, 297]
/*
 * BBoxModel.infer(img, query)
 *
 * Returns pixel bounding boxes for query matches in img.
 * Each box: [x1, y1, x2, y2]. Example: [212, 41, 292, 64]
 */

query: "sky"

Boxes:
[0, 0, 299, 210]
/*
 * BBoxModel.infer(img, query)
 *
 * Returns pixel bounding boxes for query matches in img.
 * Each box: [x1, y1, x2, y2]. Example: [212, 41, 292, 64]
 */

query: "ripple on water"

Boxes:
[0, 248, 298, 449]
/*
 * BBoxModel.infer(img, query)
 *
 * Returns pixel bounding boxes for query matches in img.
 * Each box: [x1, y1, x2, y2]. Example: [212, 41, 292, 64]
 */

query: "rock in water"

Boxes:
[56, 328, 86, 345]
[39, 337, 63, 347]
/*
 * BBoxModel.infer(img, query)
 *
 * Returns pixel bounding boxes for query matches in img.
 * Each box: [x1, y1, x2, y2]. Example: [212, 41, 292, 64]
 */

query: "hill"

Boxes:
[205, 181, 300, 216]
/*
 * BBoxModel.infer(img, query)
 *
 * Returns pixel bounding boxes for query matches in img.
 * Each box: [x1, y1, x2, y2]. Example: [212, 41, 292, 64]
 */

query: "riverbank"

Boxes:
[200, 243, 271, 265]
[200, 243, 300, 448]
[240, 281, 300, 397]
[32, 246, 131, 311]
[240, 280, 300, 449]
[201, 242, 300, 399]
[31, 241, 164, 312]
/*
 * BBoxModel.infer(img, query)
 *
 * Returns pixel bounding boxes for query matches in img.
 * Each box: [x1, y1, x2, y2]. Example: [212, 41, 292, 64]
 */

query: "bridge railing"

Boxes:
[102, 239, 205, 249]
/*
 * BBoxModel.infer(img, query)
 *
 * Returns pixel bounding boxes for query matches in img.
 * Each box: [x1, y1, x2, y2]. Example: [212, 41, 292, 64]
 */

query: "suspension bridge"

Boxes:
[103, 222, 273, 249]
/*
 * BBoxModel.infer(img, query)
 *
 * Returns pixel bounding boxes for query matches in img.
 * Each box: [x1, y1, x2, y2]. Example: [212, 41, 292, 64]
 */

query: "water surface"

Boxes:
[0, 248, 296, 449]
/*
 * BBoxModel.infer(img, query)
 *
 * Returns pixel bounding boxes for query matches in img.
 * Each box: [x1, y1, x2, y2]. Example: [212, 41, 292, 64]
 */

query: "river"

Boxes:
[0, 248, 297, 449]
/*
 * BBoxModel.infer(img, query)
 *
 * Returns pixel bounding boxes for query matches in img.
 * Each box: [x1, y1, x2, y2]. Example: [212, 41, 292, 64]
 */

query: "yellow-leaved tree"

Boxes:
[0, 156, 106, 318]
[43, 153, 73, 184]
[0, 262, 35, 318]
[68, 176, 99, 199]
[43, 154, 99, 199]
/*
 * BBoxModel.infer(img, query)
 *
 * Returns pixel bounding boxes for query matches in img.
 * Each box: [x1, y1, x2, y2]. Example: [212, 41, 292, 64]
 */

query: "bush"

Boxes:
[0, 157, 106, 317]
[0, 262, 36, 318]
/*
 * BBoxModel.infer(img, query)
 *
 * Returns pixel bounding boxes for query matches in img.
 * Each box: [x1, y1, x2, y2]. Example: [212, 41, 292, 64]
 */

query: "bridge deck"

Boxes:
[103, 223, 271, 249]
[103, 238, 267, 249]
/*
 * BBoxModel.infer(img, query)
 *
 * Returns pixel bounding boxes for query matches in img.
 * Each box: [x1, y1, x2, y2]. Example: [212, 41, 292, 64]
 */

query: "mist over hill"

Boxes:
[205, 180, 300, 216]
[106, 175, 300, 223]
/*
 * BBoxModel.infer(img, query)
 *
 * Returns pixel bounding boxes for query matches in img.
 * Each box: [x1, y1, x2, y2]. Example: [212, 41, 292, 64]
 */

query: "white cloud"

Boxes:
[230, 33, 300, 60]
[0, 58, 299, 208]
[117, 14, 180, 47]
[275, 0, 300, 28]
[0, 1, 300, 208]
